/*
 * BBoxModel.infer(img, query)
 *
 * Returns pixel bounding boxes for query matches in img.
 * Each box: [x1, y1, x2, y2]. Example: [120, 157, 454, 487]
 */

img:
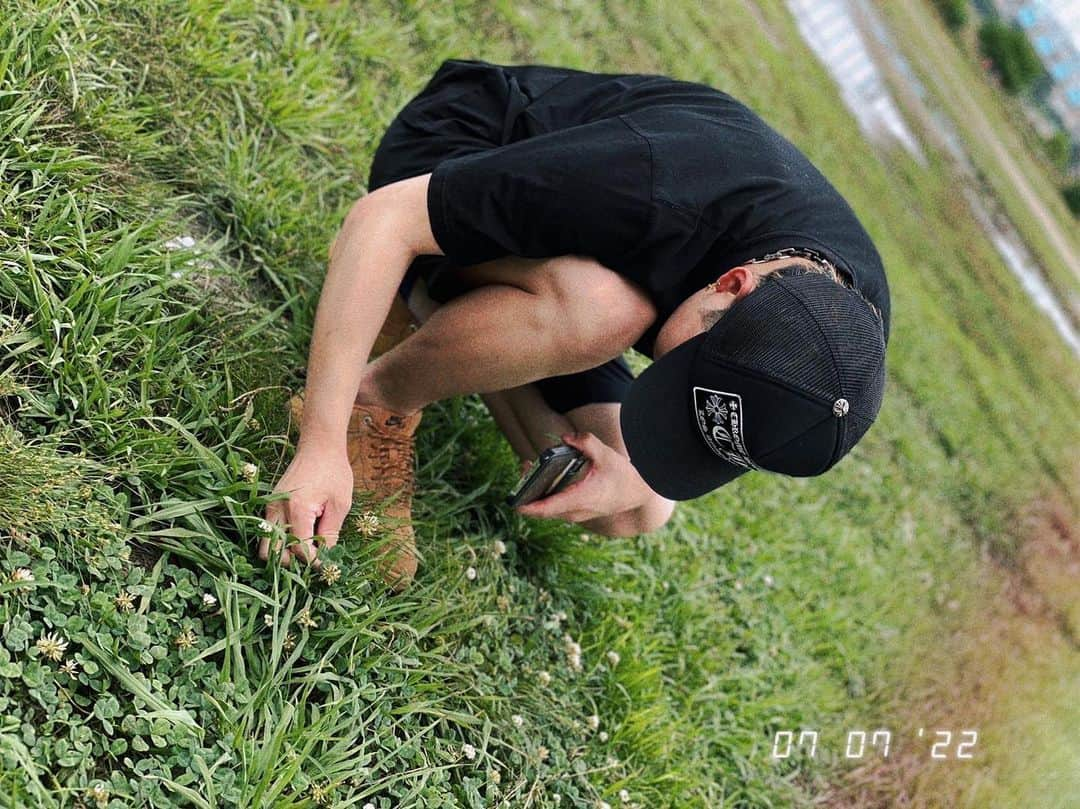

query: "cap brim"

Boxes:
[620, 335, 750, 500]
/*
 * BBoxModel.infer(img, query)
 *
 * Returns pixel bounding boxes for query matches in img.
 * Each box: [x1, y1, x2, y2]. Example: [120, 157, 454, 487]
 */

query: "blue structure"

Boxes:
[1015, 1, 1080, 139]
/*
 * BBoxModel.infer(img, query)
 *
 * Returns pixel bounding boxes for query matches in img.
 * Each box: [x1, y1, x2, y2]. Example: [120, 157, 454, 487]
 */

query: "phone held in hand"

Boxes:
[506, 445, 587, 507]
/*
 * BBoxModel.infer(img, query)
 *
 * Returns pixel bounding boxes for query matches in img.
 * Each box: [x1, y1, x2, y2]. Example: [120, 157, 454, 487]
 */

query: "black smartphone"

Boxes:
[506, 445, 587, 507]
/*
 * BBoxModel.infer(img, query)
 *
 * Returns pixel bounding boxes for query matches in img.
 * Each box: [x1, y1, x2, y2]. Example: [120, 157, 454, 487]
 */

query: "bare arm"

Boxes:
[300, 174, 439, 447]
[261, 174, 439, 567]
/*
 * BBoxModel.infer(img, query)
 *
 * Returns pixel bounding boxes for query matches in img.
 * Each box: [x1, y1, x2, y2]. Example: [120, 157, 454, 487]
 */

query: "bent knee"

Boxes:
[539, 256, 656, 359]
[590, 496, 675, 538]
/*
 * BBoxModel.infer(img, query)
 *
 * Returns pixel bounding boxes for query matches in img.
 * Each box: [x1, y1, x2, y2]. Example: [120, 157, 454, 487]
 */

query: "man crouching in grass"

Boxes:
[261, 60, 890, 592]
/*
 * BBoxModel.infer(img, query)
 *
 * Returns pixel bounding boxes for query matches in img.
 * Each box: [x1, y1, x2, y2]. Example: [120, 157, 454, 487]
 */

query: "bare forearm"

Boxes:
[299, 175, 438, 448]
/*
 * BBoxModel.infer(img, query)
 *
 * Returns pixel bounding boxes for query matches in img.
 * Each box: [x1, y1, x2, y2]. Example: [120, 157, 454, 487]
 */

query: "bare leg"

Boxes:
[357, 255, 655, 415]
[404, 270, 672, 536]
[480, 386, 566, 461]
[404, 272, 575, 459]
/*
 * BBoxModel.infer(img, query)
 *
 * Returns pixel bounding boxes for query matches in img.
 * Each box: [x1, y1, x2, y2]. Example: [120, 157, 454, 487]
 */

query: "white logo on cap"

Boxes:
[692, 387, 758, 469]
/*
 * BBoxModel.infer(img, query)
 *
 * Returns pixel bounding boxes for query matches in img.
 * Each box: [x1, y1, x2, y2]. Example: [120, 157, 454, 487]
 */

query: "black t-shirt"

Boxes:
[425, 65, 891, 355]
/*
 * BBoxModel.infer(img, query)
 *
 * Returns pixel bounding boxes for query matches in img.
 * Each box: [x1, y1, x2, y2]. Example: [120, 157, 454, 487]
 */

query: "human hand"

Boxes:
[515, 432, 650, 524]
[260, 445, 352, 567]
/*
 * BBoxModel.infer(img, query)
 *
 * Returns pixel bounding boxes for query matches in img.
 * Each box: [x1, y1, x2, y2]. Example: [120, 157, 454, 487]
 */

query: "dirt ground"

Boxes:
[822, 491, 1079, 808]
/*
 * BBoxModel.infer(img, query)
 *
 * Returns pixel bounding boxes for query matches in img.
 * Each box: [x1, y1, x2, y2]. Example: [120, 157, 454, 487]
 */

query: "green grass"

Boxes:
[0, 1, 1077, 807]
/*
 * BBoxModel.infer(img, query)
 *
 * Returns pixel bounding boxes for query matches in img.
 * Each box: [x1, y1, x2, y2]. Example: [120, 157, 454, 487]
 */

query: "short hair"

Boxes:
[701, 260, 883, 329]
[700, 263, 808, 330]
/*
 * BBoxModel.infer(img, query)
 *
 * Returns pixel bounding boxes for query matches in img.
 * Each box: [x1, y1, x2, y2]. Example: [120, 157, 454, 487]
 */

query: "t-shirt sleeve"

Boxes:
[426, 116, 654, 269]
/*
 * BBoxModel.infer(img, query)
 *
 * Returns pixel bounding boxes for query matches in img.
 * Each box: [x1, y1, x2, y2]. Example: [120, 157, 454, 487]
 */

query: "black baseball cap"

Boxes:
[620, 269, 886, 500]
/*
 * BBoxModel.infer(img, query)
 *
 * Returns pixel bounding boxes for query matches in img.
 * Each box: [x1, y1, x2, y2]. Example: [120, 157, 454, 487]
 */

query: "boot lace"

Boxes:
[361, 413, 415, 496]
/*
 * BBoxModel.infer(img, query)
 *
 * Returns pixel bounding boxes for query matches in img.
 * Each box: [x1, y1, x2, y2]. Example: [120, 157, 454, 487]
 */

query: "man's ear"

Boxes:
[708, 265, 759, 301]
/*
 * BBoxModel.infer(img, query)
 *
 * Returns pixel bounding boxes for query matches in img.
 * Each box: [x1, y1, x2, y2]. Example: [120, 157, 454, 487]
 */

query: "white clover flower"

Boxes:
[598, 802, 611, 809]
[59, 658, 79, 676]
[734, 580, 743, 591]
[465, 566, 477, 581]
[202, 592, 218, 609]
[496, 594, 510, 612]
[258, 519, 274, 535]
[587, 714, 600, 731]
[488, 768, 501, 784]
[553, 796, 561, 804]
[568, 652, 583, 672]
[493, 539, 507, 556]
[355, 511, 381, 537]
[537, 745, 549, 761]
[310, 784, 330, 806]
[10, 568, 34, 583]
[241, 462, 258, 482]
[606, 650, 620, 667]
[114, 591, 135, 612]
[174, 629, 197, 649]
[763, 573, 775, 587]
[462, 742, 476, 760]
[264, 613, 275, 627]
[511, 714, 524, 727]
[36, 632, 69, 661]
[619, 788, 630, 803]
[599, 731, 609, 742]
[537, 670, 551, 686]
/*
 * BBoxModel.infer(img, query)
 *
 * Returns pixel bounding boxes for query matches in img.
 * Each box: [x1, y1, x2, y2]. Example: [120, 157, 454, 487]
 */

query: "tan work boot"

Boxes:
[288, 296, 423, 592]
[347, 403, 422, 591]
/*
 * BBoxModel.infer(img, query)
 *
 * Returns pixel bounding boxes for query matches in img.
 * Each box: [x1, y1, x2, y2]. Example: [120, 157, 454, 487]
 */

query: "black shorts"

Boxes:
[368, 59, 634, 415]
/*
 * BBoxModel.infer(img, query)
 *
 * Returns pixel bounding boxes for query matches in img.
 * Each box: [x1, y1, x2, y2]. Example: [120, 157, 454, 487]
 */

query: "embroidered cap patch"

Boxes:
[692, 387, 757, 469]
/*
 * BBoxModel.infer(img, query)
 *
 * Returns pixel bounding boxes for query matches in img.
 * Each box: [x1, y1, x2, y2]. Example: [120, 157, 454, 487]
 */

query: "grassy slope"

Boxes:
[0, 0, 1076, 807]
